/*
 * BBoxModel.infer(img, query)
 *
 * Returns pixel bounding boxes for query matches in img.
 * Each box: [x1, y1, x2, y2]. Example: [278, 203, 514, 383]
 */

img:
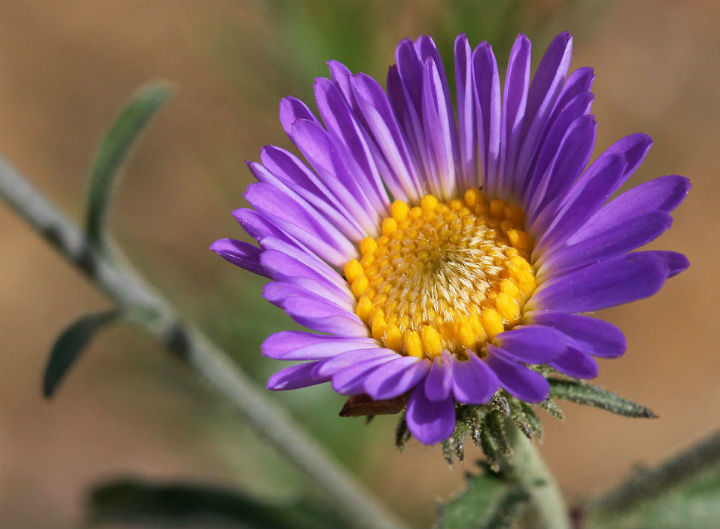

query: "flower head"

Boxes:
[211, 32, 689, 445]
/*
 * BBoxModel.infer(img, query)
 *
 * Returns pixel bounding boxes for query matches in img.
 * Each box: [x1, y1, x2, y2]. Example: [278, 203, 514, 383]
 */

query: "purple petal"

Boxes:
[526, 114, 597, 223]
[421, 58, 458, 198]
[232, 208, 289, 244]
[263, 282, 352, 313]
[256, 148, 366, 241]
[279, 96, 318, 136]
[267, 361, 329, 391]
[260, 236, 347, 290]
[531, 252, 669, 313]
[534, 154, 627, 255]
[263, 281, 344, 314]
[500, 34, 531, 192]
[313, 78, 390, 213]
[406, 383, 456, 445]
[258, 146, 322, 195]
[521, 92, 594, 201]
[485, 347, 550, 402]
[244, 182, 356, 266]
[472, 42, 501, 195]
[331, 355, 399, 395]
[549, 348, 598, 379]
[314, 348, 397, 377]
[210, 238, 267, 278]
[568, 175, 690, 244]
[418, 37, 459, 193]
[454, 33, 477, 189]
[601, 133, 653, 195]
[514, 32, 573, 183]
[363, 357, 431, 400]
[262, 331, 378, 360]
[525, 32, 573, 128]
[533, 135, 651, 242]
[424, 352, 454, 402]
[416, 36, 453, 109]
[395, 37, 423, 112]
[451, 353, 499, 404]
[327, 60, 355, 108]
[260, 250, 353, 306]
[644, 250, 689, 278]
[288, 119, 378, 233]
[351, 72, 422, 201]
[258, 247, 342, 285]
[280, 296, 368, 337]
[528, 312, 626, 359]
[550, 67, 594, 120]
[540, 211, 673, 277]
[416, 35, 456, 125]
[387, 63, 429, 183]
[492, 325, 566, 363]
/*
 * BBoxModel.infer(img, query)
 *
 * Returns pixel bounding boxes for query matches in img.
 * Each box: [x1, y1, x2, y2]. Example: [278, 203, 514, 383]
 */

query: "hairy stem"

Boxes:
[502, 420, 570, 529]
[0, 156, 406, 529]
[589, 428, 720, 514]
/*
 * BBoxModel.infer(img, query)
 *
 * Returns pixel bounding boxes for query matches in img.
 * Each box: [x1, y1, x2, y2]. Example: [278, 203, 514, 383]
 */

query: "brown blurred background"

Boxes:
[0, 0, 717, 527]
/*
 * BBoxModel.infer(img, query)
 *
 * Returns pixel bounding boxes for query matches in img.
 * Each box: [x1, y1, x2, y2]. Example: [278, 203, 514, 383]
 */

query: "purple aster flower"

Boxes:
[211, 31, 689, 445]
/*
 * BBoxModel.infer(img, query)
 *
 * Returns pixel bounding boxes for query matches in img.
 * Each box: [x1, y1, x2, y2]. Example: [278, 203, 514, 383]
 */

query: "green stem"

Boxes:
[589, 428, 720, 514]
[0, 156, 406, 529]
[502, 420, 570, 529]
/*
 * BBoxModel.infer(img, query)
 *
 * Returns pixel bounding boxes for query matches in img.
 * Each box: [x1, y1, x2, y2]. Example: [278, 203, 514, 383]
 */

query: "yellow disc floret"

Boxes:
[346, 192, 537, 360]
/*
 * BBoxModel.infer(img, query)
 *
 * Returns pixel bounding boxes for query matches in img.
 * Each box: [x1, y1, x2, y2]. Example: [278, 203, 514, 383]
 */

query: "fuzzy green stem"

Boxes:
[589, 428, 720, 514]
[502, 420, 570, 529]
[0, 156, 406, 529]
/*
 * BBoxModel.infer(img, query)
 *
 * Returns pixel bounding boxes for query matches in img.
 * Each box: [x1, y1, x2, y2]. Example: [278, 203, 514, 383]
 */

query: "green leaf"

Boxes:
[86, 478, 345, 529]
[438, 468, 530, 529]
[43, 310, 118, 398]
[85, 82, 172, 250]
[538, 397, 565, 420]
[548, 378, 655, 418]
[584, 430, 720, 528]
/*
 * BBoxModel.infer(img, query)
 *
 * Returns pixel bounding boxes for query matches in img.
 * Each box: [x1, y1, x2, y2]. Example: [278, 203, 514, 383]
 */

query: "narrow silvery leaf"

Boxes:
[548, 378, 655, 418]
[538, 398, 564, 419]
[509, 399, 543, 440]
[395, 413, 411, 450]
[442, 439, 456, 465]
[485, 410, 512, 458]
[43, 310, 118, 398]
[466, 407, 487, 447]
[85, 82, 173, 250]
[442, 421, 468, 464]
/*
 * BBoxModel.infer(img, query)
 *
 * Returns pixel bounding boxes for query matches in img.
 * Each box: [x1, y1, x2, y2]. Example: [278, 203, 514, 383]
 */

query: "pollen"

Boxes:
[347, 193, 537, 359]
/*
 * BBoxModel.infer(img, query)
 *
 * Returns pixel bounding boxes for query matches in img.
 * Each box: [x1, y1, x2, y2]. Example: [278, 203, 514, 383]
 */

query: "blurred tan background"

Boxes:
[0, 0, 717, 527]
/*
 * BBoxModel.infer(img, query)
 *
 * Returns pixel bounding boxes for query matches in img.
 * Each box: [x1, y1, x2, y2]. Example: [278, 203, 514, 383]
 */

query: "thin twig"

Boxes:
[589, 428, 720, 514]
[0, 155, 406, 529]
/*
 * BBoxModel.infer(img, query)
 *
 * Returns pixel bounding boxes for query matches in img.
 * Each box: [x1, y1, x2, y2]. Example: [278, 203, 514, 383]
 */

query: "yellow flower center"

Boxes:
[343, 189, 537, 360]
